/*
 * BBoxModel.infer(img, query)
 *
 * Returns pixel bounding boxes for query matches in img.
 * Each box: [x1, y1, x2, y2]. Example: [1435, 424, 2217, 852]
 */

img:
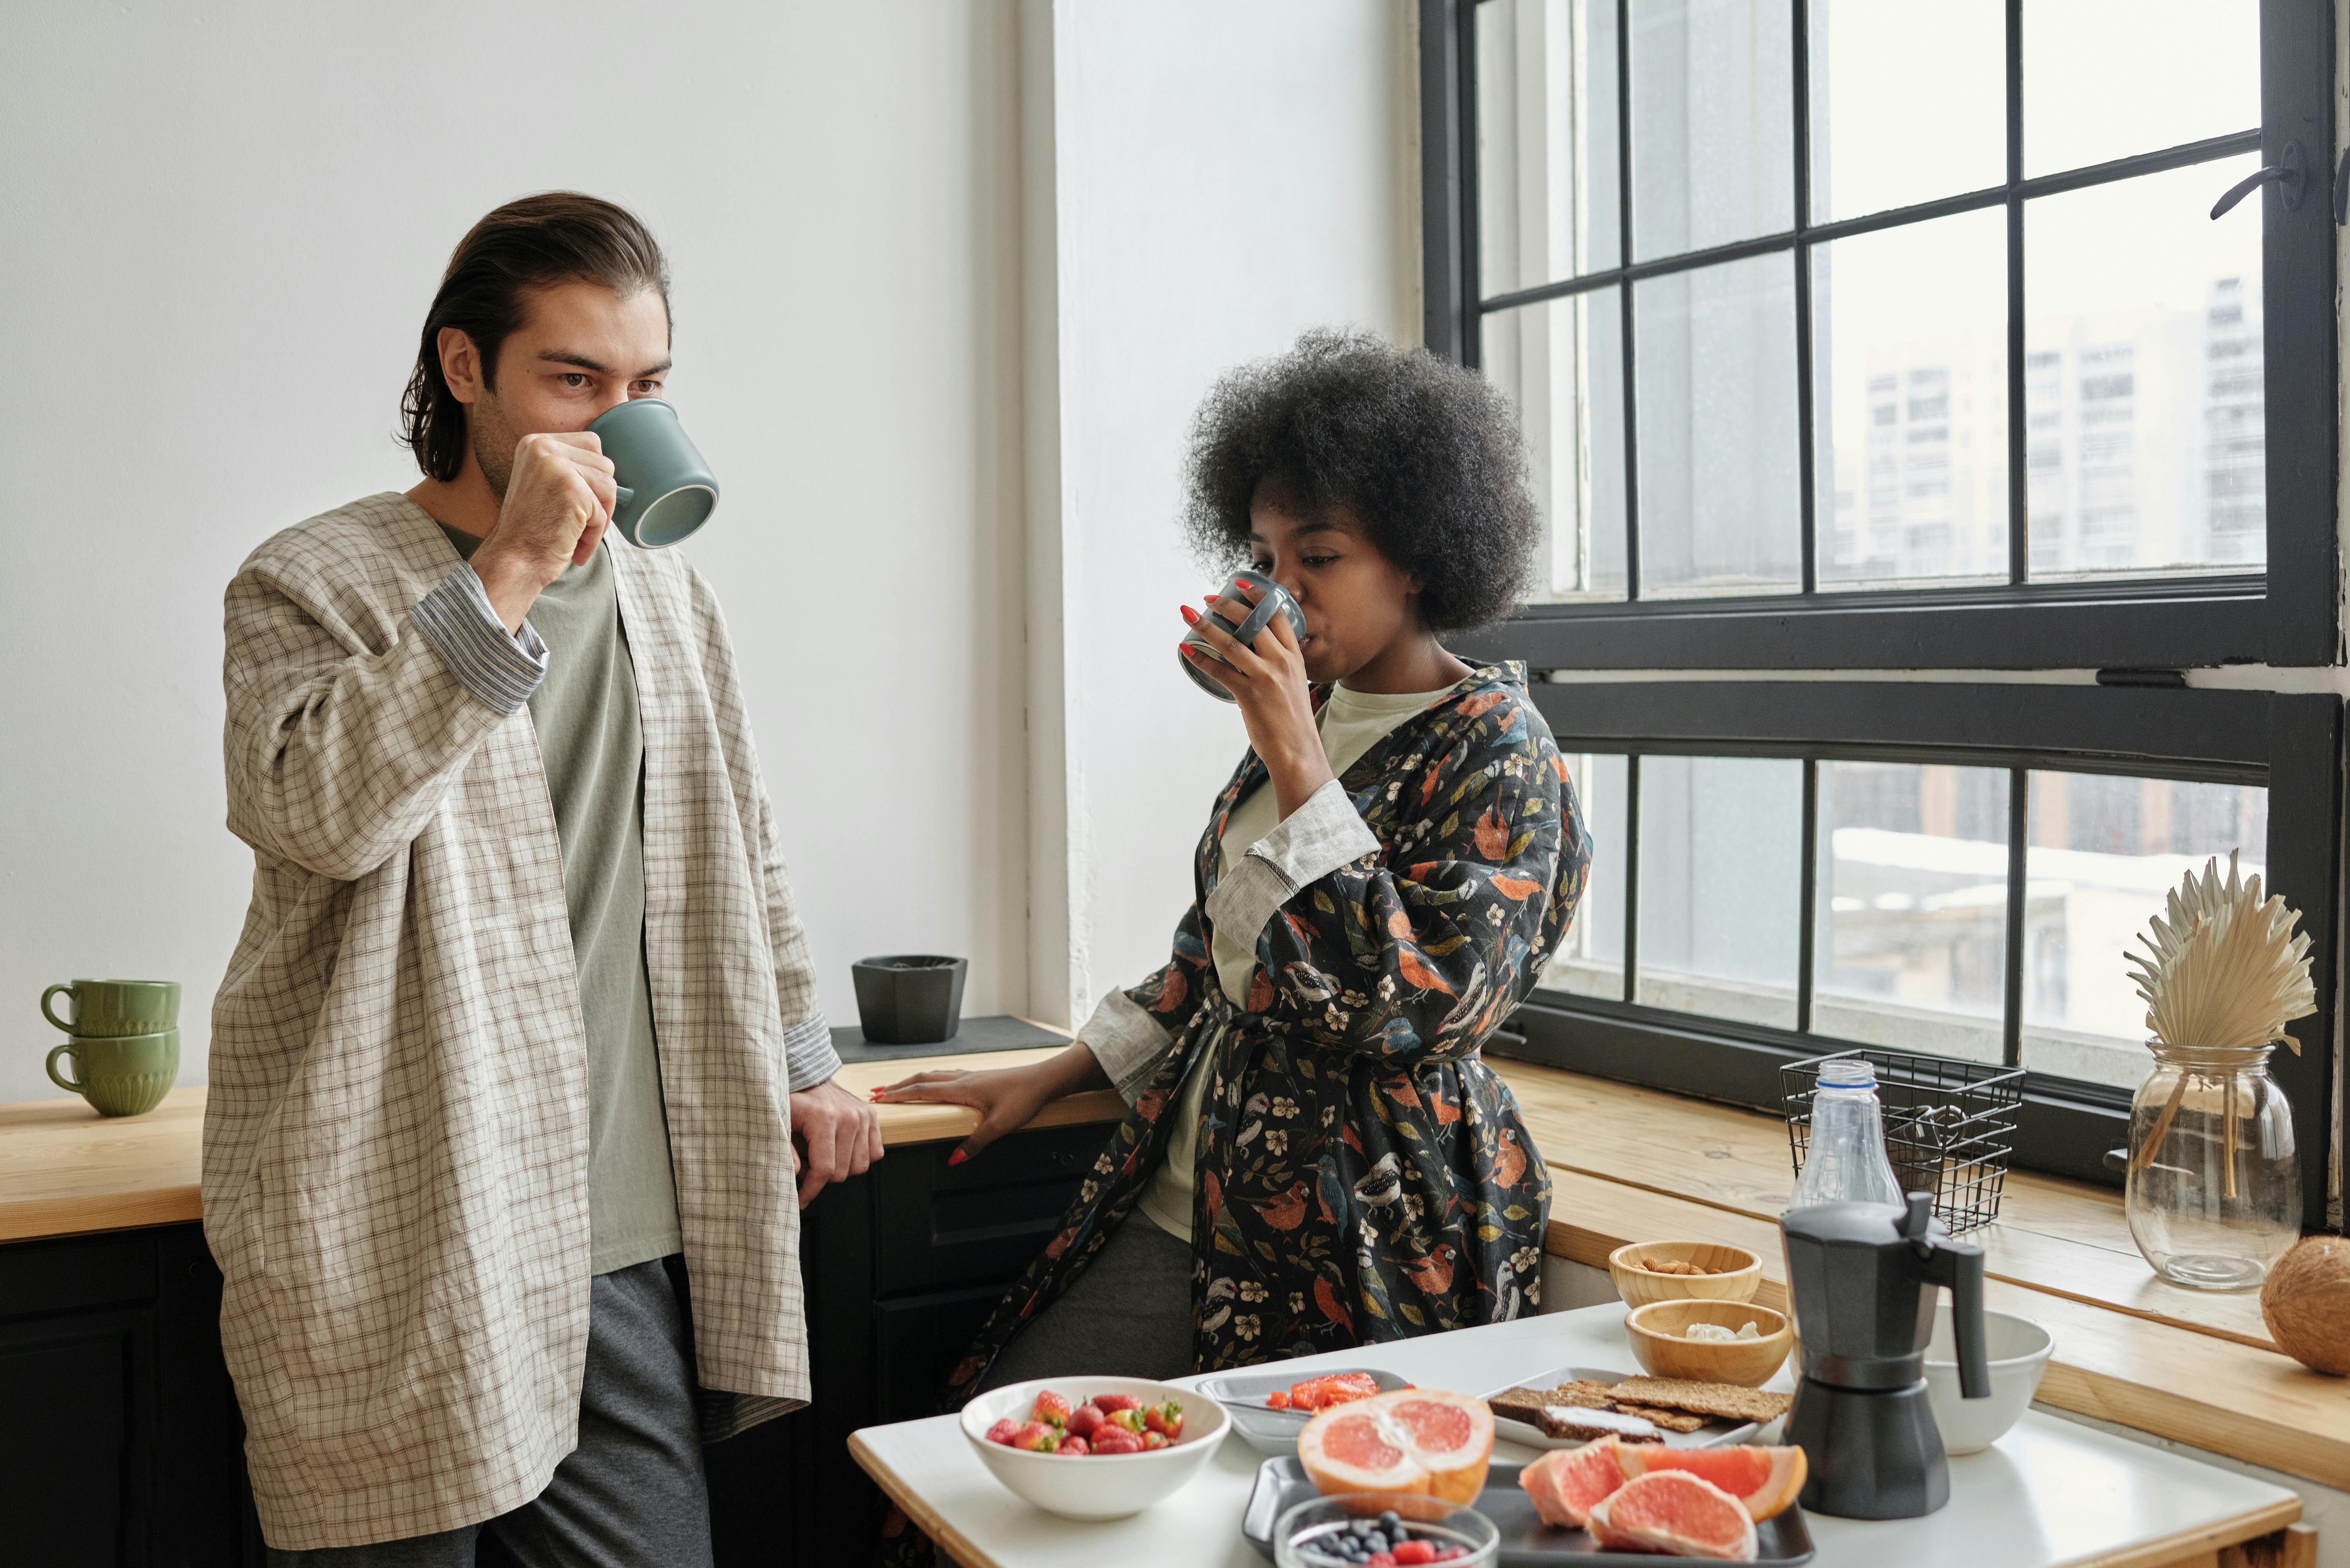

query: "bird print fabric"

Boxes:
[944, 661, 1589, 1393]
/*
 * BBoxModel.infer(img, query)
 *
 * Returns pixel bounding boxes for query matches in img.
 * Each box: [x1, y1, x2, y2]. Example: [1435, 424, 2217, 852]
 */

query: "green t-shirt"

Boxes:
[439, 524, 683, 1274]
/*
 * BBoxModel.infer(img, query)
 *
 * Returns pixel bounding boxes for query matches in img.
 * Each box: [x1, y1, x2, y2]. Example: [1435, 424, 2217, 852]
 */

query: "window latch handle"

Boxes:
[2210, 140, 2305, 219]
[2335, 149, 2350, 226]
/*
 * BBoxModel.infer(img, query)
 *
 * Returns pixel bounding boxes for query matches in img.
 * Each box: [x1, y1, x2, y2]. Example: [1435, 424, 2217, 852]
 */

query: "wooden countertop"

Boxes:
[0, 1029, 1115, 1245]
[11, 1038, 2350, 1495]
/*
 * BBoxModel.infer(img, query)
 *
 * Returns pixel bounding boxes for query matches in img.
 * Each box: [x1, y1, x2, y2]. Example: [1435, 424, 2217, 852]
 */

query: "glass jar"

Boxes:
[2124, 1041, 2298, 1291]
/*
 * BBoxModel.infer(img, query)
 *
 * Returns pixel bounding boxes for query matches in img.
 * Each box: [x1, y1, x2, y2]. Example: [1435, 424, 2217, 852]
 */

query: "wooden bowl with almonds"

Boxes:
[1607, 1241, 1763, 1309]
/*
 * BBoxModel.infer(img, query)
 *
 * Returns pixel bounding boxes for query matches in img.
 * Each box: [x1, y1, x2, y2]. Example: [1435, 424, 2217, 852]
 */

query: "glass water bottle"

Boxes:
[2126, 1041, 2298, 1291]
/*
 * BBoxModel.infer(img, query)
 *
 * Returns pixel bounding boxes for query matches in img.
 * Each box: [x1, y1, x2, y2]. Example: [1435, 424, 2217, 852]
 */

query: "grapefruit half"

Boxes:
[1518, 1436, 1628, 1528]
[1617, 1443, 1808, 1522]
[1297, 1389, 1494, 1503]
[1587, 1469, 1759, 1562]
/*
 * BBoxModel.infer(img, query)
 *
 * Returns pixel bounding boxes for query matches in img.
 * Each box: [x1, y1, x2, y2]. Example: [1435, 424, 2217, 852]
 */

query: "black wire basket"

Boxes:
[1781, 1048, 2024, 1235]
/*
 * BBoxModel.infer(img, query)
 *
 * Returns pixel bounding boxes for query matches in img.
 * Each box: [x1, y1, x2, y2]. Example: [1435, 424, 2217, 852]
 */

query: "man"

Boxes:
[206, 192, 880, 1564]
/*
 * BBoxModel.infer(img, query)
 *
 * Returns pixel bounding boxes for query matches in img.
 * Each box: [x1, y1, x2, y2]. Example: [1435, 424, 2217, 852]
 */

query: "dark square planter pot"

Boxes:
[850, 955, 968, 1046]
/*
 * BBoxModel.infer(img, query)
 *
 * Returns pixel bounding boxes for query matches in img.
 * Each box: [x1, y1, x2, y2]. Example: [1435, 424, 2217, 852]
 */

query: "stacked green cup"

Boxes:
[40, 979, 180, 1117]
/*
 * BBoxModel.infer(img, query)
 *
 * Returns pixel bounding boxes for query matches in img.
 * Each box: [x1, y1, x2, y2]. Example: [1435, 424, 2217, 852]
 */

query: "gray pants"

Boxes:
[266, 1257, 713, 1568]
[979, 1215, 1195, 1390]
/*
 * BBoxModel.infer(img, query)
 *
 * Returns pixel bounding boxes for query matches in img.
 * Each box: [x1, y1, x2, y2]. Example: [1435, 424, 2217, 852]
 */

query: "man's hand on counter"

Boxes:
[871, 1040, 1112, 1166]
[789, 1077, 885, 1207]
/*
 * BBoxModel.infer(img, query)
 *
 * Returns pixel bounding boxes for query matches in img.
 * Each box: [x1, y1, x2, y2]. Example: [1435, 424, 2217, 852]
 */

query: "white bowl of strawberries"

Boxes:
[961, 1377, 1230, 1520]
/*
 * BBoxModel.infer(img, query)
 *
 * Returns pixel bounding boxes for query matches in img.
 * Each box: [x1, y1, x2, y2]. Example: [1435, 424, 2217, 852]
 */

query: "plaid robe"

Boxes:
[207, 493, 818, 1550]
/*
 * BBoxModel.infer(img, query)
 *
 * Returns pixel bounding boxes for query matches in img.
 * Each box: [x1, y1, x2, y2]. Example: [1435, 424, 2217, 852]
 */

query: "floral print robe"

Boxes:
[946, 660, 1589, 1394]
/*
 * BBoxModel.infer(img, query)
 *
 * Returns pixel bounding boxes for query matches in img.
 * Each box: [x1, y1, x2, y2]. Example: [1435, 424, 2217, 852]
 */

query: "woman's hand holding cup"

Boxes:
[1180, 577, 1333, 818]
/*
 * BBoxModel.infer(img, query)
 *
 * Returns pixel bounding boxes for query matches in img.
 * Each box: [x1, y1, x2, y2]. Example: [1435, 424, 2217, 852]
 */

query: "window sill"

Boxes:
[1488, 1056, 2350, 1489]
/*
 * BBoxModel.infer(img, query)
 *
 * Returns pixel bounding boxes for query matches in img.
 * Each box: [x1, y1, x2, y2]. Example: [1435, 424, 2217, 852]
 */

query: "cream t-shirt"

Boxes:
[1135, 681, 1457, 1242]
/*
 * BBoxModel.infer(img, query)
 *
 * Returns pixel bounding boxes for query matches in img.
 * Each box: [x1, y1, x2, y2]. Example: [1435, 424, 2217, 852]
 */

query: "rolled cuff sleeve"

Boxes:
[1203, 777, 1381, 953]
[408, 564, 548, 717]
[1078, 988, 1175, 1106]
[781, 1013, 842, 1092]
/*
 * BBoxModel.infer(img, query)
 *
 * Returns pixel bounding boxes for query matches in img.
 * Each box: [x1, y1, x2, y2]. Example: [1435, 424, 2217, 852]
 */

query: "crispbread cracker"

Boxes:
[1608, 1401, 1710, 1433]
[1606, 1377, 1793, 1424]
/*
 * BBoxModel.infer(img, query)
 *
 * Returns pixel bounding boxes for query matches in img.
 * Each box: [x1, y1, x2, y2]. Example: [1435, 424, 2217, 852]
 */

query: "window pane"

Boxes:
[1631, 0, 1794, 262]
[2024, 159, 2265, 578]
[1813, 762, 2010, 1064]
[1478, 0, 1622, 296]
[1807, 0, 2003, 221]
[1813, 208, 2009, 589]
[1635, 254, 1801, 596]
[2023, 773, 2269, 1089]
[2024, 0, 2260, 177]
[1485, 291, 1629, 602]
[1545, 753, 1629, 998]
[1637, 755, 1803, 1028]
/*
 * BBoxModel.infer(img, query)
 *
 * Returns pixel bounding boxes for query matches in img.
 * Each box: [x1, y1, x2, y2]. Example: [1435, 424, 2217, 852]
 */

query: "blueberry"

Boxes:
[1381, 1512, 1403, 1534]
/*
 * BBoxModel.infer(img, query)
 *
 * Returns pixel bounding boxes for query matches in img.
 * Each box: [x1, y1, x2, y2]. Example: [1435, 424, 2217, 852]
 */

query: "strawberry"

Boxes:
[1141, 1430, 1170, 1450]
[1366, 1555, 1395, 1568]
[1030, 1390, 1071, 1428]
[1392, 1543, 1436, 1566]
[1102, 1406, 1145, 1434]
[1432, 1550, 1467, 1563]
[1142, 1400, 1184, 1439]
[1092, 1393, 1141, 1413]
[1054, 1434, 1091, 1456]
[1066, 1404, 1104, 1438]
[984, 1418, 1019, 1446]
[1091, 1430, 1143, 1455]
[1010, 1421, 1058, 1452]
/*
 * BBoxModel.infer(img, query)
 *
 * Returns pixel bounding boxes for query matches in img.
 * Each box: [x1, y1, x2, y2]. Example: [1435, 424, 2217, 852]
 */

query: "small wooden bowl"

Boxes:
[1623, 1299, 1793, 1387]
[1607, 1241, 1763, 1309]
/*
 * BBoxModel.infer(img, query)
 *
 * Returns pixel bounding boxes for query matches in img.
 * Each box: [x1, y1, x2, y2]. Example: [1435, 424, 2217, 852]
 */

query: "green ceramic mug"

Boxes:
[48, 1028, 179, 1117]
[42, 977, 179, 1038]
[588, 397, 719, 549]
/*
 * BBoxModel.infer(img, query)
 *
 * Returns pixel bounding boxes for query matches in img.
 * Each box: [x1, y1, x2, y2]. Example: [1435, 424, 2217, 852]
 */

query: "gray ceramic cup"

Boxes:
[1179, 569, 1308, 701]
[588, 398, 720, 549]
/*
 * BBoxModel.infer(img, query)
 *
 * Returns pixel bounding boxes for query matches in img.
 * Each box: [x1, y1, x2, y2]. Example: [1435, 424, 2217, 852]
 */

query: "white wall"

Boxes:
[0, 2, 1031, 1103]
[1033, 0, 1415, 1024]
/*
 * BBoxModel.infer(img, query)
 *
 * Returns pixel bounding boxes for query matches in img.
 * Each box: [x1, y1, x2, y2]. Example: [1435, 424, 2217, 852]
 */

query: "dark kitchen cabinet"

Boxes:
[707, 1120, 1103, 1568]
[0, 1116, 1106, 1568]
[0, 1223, 263, 1568]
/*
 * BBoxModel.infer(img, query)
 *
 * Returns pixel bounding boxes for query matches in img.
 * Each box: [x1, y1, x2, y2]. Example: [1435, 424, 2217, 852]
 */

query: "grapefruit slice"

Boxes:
[1618, 1443, 1808, 1522]
[1298, 1389, 1494, 1503]
[1518, 1436, 1628, 1528]
[1587, 1470, 1759, 1562]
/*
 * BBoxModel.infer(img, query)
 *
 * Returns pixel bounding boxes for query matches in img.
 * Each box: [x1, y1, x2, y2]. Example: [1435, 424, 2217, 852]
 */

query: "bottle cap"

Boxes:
[1816, 1056, 1876, 1088]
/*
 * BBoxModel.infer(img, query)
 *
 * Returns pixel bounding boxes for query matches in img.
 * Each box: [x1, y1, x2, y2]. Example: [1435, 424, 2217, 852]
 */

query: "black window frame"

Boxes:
[1488, 681, 2339, 1227]
[1420, 0, 2338, 670]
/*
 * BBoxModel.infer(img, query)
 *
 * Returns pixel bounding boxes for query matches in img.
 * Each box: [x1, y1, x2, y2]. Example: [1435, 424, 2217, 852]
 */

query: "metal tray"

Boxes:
[1479, 1364, 1762, 1452]
[1199, 1368, 1415, 1456]
[1241, 1457, 1816, 1566]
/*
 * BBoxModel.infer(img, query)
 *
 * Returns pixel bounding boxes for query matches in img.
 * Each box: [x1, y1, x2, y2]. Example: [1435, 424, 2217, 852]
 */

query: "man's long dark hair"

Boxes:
[400, 192, 671, 482]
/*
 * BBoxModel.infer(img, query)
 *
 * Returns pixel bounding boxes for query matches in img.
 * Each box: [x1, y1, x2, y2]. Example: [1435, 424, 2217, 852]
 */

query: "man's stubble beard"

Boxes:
[467, 392, 521, 501]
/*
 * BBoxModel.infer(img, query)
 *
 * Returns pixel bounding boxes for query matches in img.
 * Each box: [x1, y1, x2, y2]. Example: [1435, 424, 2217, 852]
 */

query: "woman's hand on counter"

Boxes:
[873, 1041, 1110, 1165]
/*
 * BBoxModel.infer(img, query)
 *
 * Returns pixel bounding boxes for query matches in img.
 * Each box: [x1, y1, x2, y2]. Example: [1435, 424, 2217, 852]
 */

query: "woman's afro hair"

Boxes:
[1180, 327, 1538, 633]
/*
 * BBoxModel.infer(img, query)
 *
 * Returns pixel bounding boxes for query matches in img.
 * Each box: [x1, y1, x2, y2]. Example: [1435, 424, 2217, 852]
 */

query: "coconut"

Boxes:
[2260, 1236, 2350, 1376]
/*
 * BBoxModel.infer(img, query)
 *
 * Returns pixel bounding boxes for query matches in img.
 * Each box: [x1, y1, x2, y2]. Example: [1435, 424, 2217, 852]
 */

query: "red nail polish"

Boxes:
[1180, 605, 1201, 625]
[947, 1148, 968, 1165]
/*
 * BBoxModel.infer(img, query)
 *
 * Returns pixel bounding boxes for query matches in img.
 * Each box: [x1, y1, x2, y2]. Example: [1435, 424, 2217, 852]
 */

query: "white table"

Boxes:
[851, 1302, 2301, 1568]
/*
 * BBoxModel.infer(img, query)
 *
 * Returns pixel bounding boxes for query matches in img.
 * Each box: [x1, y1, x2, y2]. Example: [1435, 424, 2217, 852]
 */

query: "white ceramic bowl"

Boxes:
[1922, 1304, 2054, 1455]
[959, 1375, 1229, 1520]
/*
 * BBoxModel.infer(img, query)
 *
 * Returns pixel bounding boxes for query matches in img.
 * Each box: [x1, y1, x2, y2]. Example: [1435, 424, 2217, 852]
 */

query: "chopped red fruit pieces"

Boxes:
[989, 1388, 1183, 1455]
[1287, 1372, 1384, 1413]
[1266, 1389, 1293, 1410]
[1391, 1542, 1436, 1566]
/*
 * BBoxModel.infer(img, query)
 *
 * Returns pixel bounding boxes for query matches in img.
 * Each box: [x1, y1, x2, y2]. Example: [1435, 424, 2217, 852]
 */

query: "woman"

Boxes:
[878, 329, 1590, 1393]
